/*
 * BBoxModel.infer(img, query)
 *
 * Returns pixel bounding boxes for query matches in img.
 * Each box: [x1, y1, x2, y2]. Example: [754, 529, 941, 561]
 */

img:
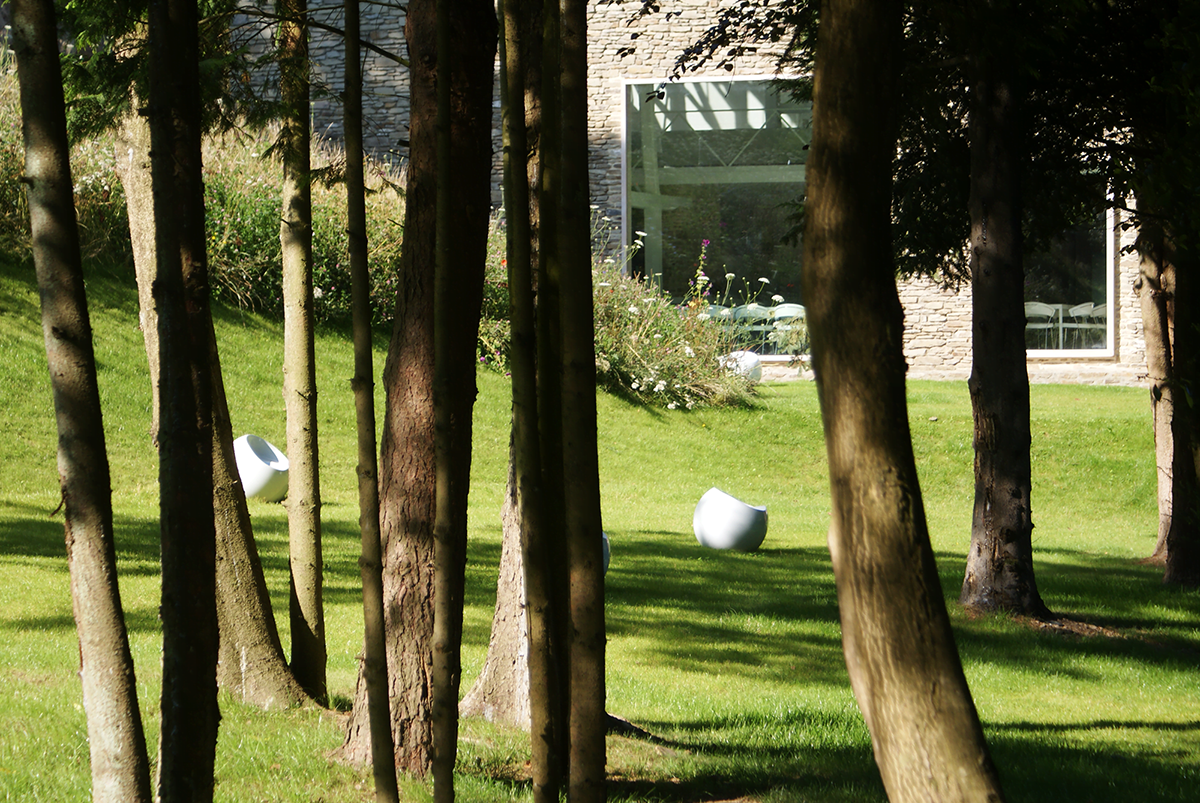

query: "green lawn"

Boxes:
[1, 253, 1197, 802]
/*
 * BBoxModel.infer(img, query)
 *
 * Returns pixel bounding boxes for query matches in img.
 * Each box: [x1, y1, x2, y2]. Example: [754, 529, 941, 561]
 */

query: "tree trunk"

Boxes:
[339, 0, 496, 776]
[959, 9, 1050, 618]
[801, 1, 1006, 800]
[114, 104, 308, 712]
[1163, 245, 1200, 585]
[14, 3, 154, 800]
[344, 0, 400, 798]
[1135, 234, 1174, 562]
[557, 0, 606, 798]
[460, 3, 561, 794]
[277, 0, 328, 704]
[147, 0, 221, 797]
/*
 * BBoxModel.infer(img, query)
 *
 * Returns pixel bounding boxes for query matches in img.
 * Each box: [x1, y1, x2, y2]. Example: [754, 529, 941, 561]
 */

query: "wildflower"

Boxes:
[655, 380, 667, 393]
[697, 314, 710, 321]
[684, 346, 695, 357]
[628, 306, 639, 314]
[702, 238, 711, 247]
[747, 302, 760, 310]
[725, 272, 736, 281]
[667, 402, 678, 410]
[631, 381, 641, 390]
[635, 230, 648, 237]
[597, 282, 612, 287]
[686, 400, 695, 409]
[758, 277, 770, 284]
[653, 334, 662, 339]
[772, 294, 784, 303]
[720, 308, 733, 317]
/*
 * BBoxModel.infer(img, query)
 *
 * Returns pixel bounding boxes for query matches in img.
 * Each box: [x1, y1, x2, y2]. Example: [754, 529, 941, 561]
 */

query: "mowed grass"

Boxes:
[1, 252, 1198, 802]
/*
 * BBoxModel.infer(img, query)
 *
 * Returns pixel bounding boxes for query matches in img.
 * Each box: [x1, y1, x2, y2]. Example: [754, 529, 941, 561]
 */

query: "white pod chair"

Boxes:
[233, 434, 289, 502]
[719, 350, 763, 382]
[693, 487, 768, 552]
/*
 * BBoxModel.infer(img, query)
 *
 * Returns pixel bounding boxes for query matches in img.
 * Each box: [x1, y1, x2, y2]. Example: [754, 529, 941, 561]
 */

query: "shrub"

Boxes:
[592, 257, 756, 409]
[203, 130, 405, 325]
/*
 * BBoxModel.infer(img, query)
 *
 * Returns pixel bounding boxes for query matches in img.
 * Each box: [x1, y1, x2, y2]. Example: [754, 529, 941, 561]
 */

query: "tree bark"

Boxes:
[802, 1, 1006, 800]
[1163, 245, 1200, 585]
[147, 0, 221, 796]
[14, 2, 154, 800]
[344, 0, 400, 798]
[277, 0, 328, 703]
[1135, 232, 1175, 563]
[114, 102, 308, 712]
[458, 474, 533, 729]
[558, 0, 606, 797]
[959, 3, 1049, 618]
[339, 0, 496, 776]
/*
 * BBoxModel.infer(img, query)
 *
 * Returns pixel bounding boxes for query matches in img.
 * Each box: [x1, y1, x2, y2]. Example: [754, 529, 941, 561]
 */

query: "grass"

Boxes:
[1, 249, 1198, 802]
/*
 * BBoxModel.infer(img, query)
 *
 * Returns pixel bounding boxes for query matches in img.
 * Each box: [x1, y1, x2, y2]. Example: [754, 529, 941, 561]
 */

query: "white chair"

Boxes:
[1024, 301, 1058, 349]
[732, 304, 774, 351]
[1064, 302, 1093, 348]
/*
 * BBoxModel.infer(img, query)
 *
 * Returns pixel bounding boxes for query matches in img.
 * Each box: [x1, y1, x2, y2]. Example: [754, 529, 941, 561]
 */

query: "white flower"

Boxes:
[772, 294, 784, 303]
[628, 306, 639, 314]
[631, 381, 641, 390]
[635, 230, 648, 237]
[603, 257, 615, 264]
[654, 380, 667, 393]
[653, 334, 662, 339]
[720, 308, 733, 317]
[667, 402, 677, 410]
[686, 400, 695, 410]
[758, 277, 771, 284]
[725, 272, 736, 281]
[597, 282, 612, 287]
[684, 346, 695, 357]
[697, 313, 711, 321]
[747, 302, 760, 310]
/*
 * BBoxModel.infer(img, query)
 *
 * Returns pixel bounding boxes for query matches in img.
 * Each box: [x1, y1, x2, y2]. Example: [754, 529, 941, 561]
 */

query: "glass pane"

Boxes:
[1024, 219, 1108, 350]
[626, 81, 809, 309]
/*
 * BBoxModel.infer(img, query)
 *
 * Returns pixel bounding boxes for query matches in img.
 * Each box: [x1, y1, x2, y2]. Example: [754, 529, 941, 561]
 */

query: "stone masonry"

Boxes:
[289, 0, 1148, 387]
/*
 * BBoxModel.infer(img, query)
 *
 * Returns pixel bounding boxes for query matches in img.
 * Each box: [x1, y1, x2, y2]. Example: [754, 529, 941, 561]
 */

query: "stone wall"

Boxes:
[280, 0, 1148, 385]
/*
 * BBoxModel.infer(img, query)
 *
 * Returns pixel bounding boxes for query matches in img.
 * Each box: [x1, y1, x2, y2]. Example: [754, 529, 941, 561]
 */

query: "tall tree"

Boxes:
[801, 0, 1006, 799]
[111, 31, 308, 711]
[343, 0, 400, 798]
[557, 0, 607, 797]
[277, 0, 328, 703]
[147, 0, 221, 795]
[339, 0, 497, 775]
[958, 0, 1050, 617]
[14, 1, 153, 799]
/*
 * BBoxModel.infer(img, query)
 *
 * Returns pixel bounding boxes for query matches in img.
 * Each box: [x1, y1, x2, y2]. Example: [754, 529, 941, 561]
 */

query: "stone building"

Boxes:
[299, 0, 1147, 386]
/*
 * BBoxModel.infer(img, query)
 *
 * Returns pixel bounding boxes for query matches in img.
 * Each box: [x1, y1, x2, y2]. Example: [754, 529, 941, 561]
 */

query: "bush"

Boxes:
[203, 130, 405, 325]
[592, 258, 756, 409]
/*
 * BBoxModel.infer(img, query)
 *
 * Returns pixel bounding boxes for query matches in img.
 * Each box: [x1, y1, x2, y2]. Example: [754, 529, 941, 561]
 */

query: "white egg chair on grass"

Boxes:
[693, 487, 769, 552]
[233, 434, 289, 503]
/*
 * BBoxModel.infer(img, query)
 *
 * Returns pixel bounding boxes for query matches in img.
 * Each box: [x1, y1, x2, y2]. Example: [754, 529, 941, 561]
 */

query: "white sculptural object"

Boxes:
[693, 487, 768, 552]
[233, 434, 290, 502]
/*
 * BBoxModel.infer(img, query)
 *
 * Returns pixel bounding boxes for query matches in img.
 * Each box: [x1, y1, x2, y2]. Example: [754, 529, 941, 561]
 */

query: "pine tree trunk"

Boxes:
[115, 104, 308, 712]
[1135, 238, 1174, 562]
[14, 3, 153, 799]
[1163, 246, 1200, 585]
[802, 2, 1006, 800]
[339, 0, 495, 776]
[277, 0, 328, 703]
[147, 0, 221, 796]
[959, 11, 1049, 618]
[344, 0, 400, 798]
[558, 0, 606, 797]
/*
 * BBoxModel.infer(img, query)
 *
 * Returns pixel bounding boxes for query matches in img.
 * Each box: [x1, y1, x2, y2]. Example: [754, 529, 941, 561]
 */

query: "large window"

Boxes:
[1024, 212, 1114, 354]
[624, 79, 809, 305]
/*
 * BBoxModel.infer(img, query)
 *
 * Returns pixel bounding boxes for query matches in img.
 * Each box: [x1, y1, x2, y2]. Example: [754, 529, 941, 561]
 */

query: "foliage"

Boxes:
[591, 249, 756, 409]
[202, 128, 406, 325]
